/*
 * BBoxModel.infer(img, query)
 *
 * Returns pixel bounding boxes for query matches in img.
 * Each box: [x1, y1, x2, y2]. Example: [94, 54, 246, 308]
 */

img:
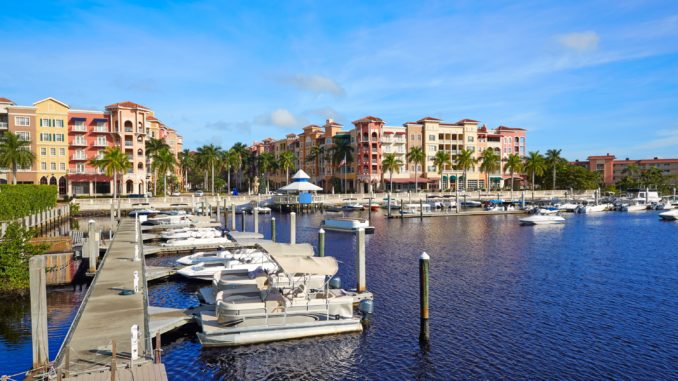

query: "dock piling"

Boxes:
[356, 227, 366, 292]
[87, 219, 98, 273]
[231, 203, 236, 230]
[154, 332, 162, 364]
[318, 228, 325, 257]
[419, 251, 430, 343]
[419, 199, 423, 220]
[29, 256, 49, 370]
[387, 193, 392, 218]
[271, 217, 276, 242]
[110, 340, 116, 381]
[130, 324, 139, 367]
[290, 212, 296, 244]
[133, 271, 139, 293]
[240, 212, 245, 232]
[254, 207, 259, 234]
[368, 197, 372, 221]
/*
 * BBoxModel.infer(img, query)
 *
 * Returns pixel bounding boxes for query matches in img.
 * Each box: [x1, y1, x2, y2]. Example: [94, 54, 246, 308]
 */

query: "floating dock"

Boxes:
[387, 209, 527, 218]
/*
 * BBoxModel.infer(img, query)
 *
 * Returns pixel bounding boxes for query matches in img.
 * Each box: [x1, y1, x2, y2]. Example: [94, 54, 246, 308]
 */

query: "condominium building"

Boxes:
[0, 96, 183, 196]
[573, 154, 678, 186]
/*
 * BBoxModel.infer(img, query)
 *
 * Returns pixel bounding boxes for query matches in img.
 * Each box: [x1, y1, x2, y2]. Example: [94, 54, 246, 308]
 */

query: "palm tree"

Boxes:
[145, 138, 169, 195]
[504, 153, 523, 201]
[432, 150, 452, 191]
[230, 142, 249, 189]
[382, 153, 403, 193]
[330, 138, 354, 192]
[523, 151, 546, 200]
[545, 149, 563, 190]
[406, 146, 425, 192]
[306, 145, 324, 183]
[89, 146, 131, 201]
[195, 144, 221, 194]
[454, 148, 476, 191]
[0, 132, 35, 185]
[178, 149, 192, 191]
[151, 147, 177, 196]
[622, 163, 641, 188]
[256, 152, 276, 193]
[479, 149, 501, 191]
[278, 151, 296, 184]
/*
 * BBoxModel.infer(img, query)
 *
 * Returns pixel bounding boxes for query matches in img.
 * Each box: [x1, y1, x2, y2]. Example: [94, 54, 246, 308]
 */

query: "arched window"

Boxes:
[137, 162, 143, 170]
[138, 149, 143, 156]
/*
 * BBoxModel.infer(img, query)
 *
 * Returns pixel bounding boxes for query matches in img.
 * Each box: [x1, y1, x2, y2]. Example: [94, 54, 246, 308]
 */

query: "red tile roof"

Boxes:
[353, 116, 384, 124]
[0, 97, 13, 104]
[496, 125, 526, 131]
[146, 115, 159, 121]
[416, 116, 441, 123]
[106, 101, 150, 110]
[455, 118, 479, 124]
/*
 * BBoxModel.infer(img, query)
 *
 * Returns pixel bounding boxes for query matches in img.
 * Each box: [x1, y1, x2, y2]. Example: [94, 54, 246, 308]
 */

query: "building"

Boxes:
[0, 96, 183, 196]
[573, 154, 678, 186]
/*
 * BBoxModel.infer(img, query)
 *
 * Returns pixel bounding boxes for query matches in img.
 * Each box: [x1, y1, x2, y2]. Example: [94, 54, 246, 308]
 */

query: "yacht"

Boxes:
[556, 202, 579, 212]
[197, 254, 363, 347]
[128, 208, 161, 217]
[460, 200, 481, 207]
[176, 247, 263, 266]
[161, 228, 223, 240]
[143, 214, 192, 226]
[176, 256, 277, 280]
[519, 215, 566, 225]
[577, 203, 611, 213]
[321, 217, 374, 233]
[659, 209, 678, 221]
[161, 236, 231, 247]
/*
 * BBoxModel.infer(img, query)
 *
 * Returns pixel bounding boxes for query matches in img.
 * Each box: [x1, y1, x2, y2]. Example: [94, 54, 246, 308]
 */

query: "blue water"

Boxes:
[1, 211, 677, 380]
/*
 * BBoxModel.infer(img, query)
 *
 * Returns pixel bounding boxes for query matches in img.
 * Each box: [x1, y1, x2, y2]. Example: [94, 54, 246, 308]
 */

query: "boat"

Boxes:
[128, 208, 161, 217]
[197, 254, 363, 347]
[143, 214, 193, 226]
[161, 228, 223, 240]
[519, 215, 566, 225]
[577, 203, 611, 213]
[251, 206, 272, 214]
[659, 210, 678, 221]
[321, 218, 375, 233]
[460, 200, 481, 207]
[399, 203, 432, 215]
[381, 198, 401, 210]
[556, 202, 579, 212]
[621, 203, 647, 212]
[176, 256, 277, 280]
[161, 236, 231, 247]
[341, 199, 365, 211]
[176, 247, 263, 266]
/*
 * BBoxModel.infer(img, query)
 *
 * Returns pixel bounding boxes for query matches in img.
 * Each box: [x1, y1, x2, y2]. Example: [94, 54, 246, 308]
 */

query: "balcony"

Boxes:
[71, 154, 88, 161]
[93, 126, 109, 133]
[124, 141, 133, 147]
[71, 140, 87, 147]
[71, 125, 87, 132]
[124, 127, 133, 133]
[93, 141, 108, 147]
[0, 121, 9, 130]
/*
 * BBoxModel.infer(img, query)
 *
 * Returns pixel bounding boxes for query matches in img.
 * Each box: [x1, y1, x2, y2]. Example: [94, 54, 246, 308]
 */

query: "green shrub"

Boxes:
[0, 185, 57, 221]
[0, 223, 48, 294]
[69, 202, 80, 216]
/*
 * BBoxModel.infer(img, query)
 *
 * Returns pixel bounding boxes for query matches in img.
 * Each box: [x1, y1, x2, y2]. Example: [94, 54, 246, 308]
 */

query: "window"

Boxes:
[429, 145, 436, 152]
[59, 163, 65, 171]
[467, 136, 474, 142]
[41, 162, 47, 170]
[15, 116, 30, 126]
[97, 136, 107, 146]
[54, 119, 64, 127]
[50, 148, 56, 156]
[56, 134, 64, 142]
[16, 131, 30, 141]
[76, 163, 85, 173]
[59, 148, 65, 156]
[51, 162, 56, 170]
[40, 118, 51, 127]
[40, 148, 46, 155]
[74, 120, 85, 129]
[40, 133, 52, 141]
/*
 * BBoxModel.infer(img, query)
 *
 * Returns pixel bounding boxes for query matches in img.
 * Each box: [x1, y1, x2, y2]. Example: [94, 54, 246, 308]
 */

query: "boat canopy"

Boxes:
[257, 242, 315, 257]
[270, 253, 339, 276]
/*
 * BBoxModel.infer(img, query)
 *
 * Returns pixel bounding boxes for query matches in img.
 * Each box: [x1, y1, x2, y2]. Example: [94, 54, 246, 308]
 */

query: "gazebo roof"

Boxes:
[291, 170, 310, 180]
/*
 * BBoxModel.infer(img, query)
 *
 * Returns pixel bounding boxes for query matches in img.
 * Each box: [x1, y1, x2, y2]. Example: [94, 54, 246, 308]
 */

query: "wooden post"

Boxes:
[356, 227, 366, 292]
[270, 217, 276, 242]
[419, 199, 423, 220]
[240, 212, 245, 232]
[368, 197, 372, 221]
[231, 203, 236, 231]
[419, 251, 430, 343]
[290, 212, 296, 244]
[387, 193, 392, 218]
[216, 204, 221, 226]
[29, 256, 49, 369]
[318, 228, 325, 257]
[88, 219, 97, 272]
[253, 207, 259, 234]
[110, 340, 116, 381]
[154, 332, 161, 364]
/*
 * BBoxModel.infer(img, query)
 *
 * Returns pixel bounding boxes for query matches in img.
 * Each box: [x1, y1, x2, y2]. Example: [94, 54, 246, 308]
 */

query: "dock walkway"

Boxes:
[54, 219, 157, 378]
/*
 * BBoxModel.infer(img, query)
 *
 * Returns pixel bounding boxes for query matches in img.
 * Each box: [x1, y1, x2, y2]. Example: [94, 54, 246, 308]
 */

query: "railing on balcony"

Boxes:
[124, 141, 133, 147]
[93, 141, 108, 147]
[71, 140, 87, 146]
[71, 125, 87, 132]
[124, 127, 133, 133]
[93, 126, 109, 133]
[71, 154, 88, 161]
[0, 121, 10, 129]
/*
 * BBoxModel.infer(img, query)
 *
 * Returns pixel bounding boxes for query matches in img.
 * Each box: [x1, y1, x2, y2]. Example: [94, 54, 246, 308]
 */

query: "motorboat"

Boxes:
[176, 247, 264, 266]
[651, 200, 674, 210]
[341, 200, 365, 211]
[161, 236, 231, 247]
[177, 257, 277, 280]
[321, 217, 374, 233]
[460, 200, 481, 207]
[197, 254, 363, 347]
[161, 228, 223, 240]
[128, 208, 160, 217]
[400, 203, 432, 215]
[143, 214, 193, 226]
[659, 209, 678, 221]
[519, 215, 566, 225]
[577, 203, 611, 213]
[381, 198, 401, 210]
[556, 202, 579, 212]
[621, 203, 647, 212]
[251, 206, 272, 214]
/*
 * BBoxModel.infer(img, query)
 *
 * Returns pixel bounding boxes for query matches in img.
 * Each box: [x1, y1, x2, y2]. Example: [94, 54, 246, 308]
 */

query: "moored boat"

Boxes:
[659, 209, 678, 221]
[321, 217, 375, 233]
[519, 215, 566, 225]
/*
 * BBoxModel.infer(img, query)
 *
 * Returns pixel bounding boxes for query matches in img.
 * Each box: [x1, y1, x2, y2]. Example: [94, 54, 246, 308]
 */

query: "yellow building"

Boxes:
[34, 97, 70, 194]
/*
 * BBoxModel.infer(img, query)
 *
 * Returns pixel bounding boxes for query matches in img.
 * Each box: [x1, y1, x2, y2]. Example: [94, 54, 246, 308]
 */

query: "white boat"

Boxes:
[321, 218, 374, 233]
[400, 203, 432, 215]
[161, 228, 223, 240]
[161, 236, 231, 247]
[537, 208, 560, 215]
[460, 200, 481, 207]
[579, 203, 611, 213]
[623, 203, 647, 212]
[341, 200, 365, 211]
[252, 206, 272, 214]
[128, 208, 160, 217]
[556, 202, 579, 212]
[519, 215, 566, 225]
[177, 257, 277, 280]
[176, 247, 264, 266]
[198, 254, 362, 347]
[144, 214, 193, 226]
[659, 210, 678, 221]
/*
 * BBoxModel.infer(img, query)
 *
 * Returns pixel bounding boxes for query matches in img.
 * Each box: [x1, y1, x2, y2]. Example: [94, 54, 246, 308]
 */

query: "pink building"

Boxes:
[353, 116, 384, 193]
[67, 110, 113, 195]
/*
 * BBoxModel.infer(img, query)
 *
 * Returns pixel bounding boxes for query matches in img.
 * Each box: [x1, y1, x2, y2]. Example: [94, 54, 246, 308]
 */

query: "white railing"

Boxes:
[71, 140, 87, 146]
[0, 121, 8, 129]
[71, 154, 88, 160]
[93, 126, 108, 133]
[72, 125, 87, 132]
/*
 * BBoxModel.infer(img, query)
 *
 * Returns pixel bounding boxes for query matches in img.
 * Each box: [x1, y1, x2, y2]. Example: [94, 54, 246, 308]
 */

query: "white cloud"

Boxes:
[557, 31, 600, 53]
[256, 108, 306, 128]
[637, 129, 678, 150]
[279, 74, 346, 97]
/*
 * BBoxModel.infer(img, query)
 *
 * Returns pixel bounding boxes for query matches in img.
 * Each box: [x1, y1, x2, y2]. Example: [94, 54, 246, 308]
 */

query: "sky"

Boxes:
[1, 0, 677, 160]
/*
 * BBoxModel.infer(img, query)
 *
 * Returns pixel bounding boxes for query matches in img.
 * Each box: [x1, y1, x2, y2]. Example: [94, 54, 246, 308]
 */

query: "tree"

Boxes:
[230, 142, 249, 189]
[454, 148, 476, 191]
[256, 152, 276, 193]
[504, 153, 523, 201]
[145, 138, 170, 195]
[219, 149, 235, 194]
[558, 165, 600, 190]
[479, 149, 500, 191]
[622, 163, 641, 188]
[0, 223, 48, 294]
[523, 151, 546, 199]
[177, 149, 192, 191]
[545, 149, 564, 190]
[406, 146, 425, 192]
[382, 153, 403, 193]
[306, 145, 324, 183]
[330, 137, 354, 192]
[432, 150, 452, 191]
[0, 132, 35, 185]
[278, 151, 296, 184]
[89, 147, 131, 200]
[151, 147, 177, 196]
[195, 144, 221, 194]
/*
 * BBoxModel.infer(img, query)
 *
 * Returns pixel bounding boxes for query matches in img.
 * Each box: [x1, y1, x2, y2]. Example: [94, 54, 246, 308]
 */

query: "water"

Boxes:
[1, 211, 677, 380]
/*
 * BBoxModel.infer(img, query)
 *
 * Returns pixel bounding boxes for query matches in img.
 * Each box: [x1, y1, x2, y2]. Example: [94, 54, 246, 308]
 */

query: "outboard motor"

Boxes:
[329, 277, 341, 289]
[359, 299, 374, 324]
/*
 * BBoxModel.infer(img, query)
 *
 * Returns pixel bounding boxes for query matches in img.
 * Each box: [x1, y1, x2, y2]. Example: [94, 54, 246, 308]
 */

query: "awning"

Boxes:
[490, 176, 502, 182]
[70, 117, 86, 121]
[442, 175, 448, 180]
[384, 131, 394, 134]
[93, 118, 108, 122]
[257, 242, 315, 257]
[67, 174, 112, 182]
[449, 175, 457, 181]
[270, 253, 338, 275]
[387, 177, 436, 184]
[279, 182, 323, 192]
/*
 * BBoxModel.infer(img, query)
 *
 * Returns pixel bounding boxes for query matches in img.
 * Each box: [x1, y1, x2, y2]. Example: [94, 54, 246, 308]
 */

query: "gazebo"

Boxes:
[273, 170, 324, 210]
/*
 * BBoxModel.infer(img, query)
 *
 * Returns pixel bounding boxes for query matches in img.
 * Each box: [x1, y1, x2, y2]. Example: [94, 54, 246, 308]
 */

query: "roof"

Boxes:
[105, 101, 150, 110]
[353, 116, 384, 124]
[279, 181, 323, 192]
[291, 169, 310, 179]
[257, 242, 315, 257]
[416, 116, 441, 123]
[146, 115, 159, 121]
[33, 97, 70, 108]
[270, 253, 338, 275]
[496, 125, 527, 131]
[455, 118, 479, 124]
[0, 97, 14, 104]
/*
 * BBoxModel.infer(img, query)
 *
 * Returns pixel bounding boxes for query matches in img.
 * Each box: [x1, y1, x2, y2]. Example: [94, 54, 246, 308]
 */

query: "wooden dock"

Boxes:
[53, 219, 161, 379]
[387, 209, 527, 218]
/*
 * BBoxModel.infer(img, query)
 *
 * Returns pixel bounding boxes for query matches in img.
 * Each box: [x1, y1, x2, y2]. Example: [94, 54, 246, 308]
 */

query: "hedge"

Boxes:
[0, 184, 58, 221]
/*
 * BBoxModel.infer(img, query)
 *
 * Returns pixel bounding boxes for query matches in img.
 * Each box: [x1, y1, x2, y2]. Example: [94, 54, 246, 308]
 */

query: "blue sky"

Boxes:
[1, 0, 677, 160]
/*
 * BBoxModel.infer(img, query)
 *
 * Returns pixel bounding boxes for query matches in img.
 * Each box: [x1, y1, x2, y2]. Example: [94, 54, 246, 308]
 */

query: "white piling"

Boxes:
[29, 256, 49, 369]
[130, 324, 139, 365]
[133, 271, 139, 293]
[356, 227, 366, 292]
[290, 212, 296, 244]
[253, 207, 259, 234]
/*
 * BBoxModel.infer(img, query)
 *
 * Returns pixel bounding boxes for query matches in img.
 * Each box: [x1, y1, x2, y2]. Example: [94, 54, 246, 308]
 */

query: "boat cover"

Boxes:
[257, 242, 315, 257]
[270, 254, 338, 276]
